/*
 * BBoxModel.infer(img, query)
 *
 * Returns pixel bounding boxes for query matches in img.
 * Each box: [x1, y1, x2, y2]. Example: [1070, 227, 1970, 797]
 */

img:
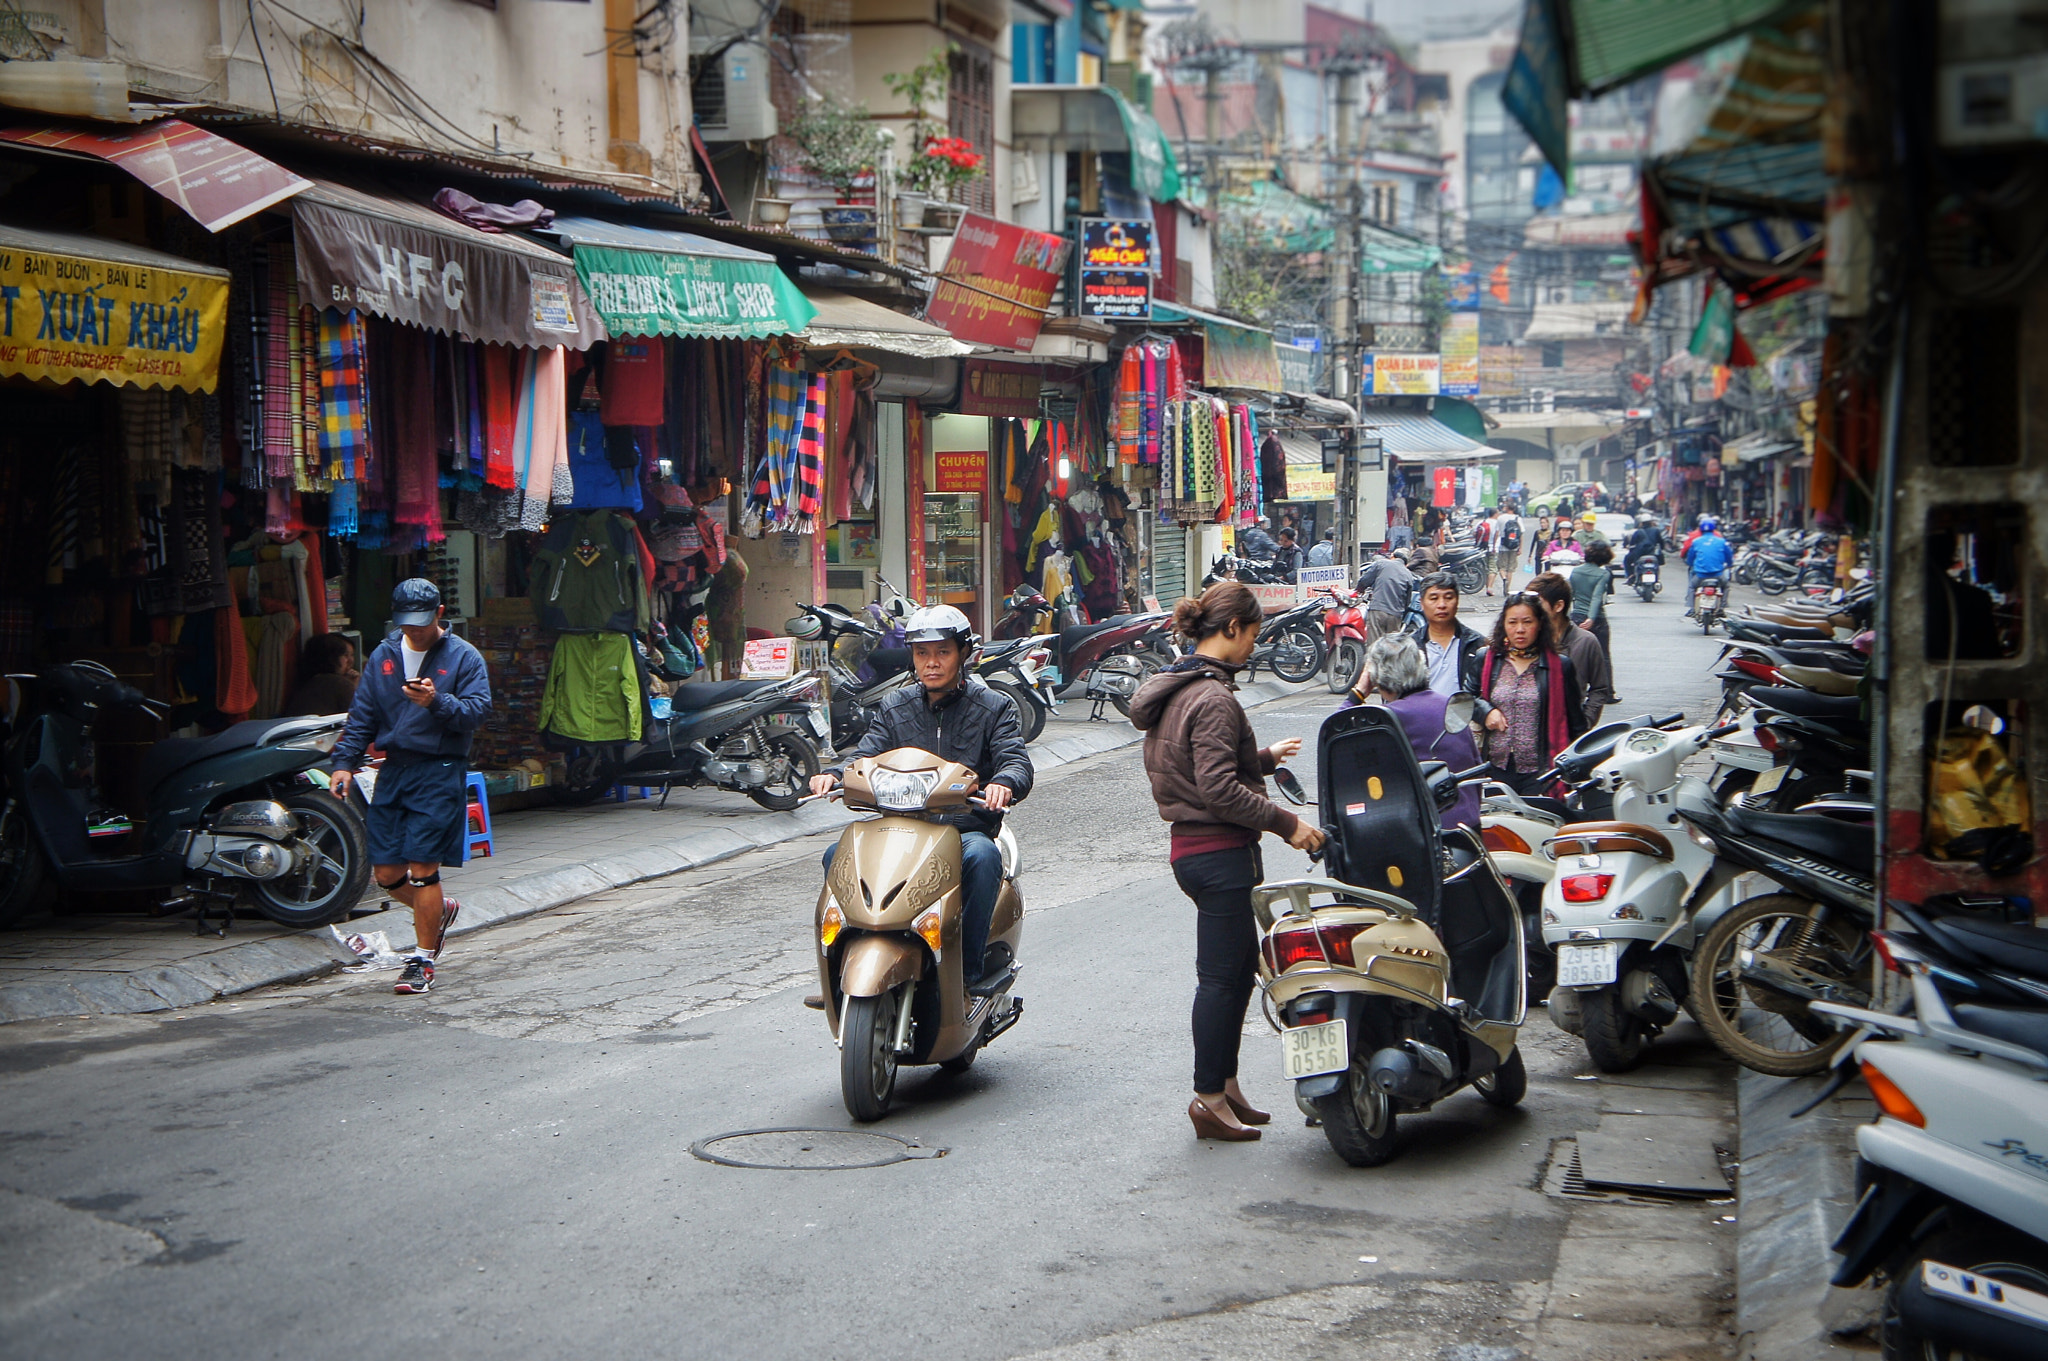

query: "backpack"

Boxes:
[1499, 518, 1522, 552]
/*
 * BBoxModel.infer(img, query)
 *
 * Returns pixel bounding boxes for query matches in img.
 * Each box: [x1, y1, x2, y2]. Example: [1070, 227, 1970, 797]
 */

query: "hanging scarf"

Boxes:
[482, 343, 518, 488]
[391, 325, 443, 541]
[793, 372, 827, 528]
[1141, 341, 1162, 465]
[315, 308, 370, 481]
[1114, 345, 1142, 464]
[262, 243, 295, 484]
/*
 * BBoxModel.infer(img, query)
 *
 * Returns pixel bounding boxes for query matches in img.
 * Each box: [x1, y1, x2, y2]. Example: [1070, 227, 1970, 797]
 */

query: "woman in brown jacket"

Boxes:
[1130, 582, 1326, 1141]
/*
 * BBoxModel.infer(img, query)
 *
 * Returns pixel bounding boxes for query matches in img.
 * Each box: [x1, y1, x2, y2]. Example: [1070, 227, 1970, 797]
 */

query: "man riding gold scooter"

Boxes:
[808, 605, 1033, 1119]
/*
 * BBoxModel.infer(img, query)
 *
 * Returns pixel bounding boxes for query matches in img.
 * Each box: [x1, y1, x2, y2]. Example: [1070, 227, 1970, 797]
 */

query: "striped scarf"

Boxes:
[792, 372, 826, 526]
[315, 308, 369, 481]
[262, 243, 295, 484]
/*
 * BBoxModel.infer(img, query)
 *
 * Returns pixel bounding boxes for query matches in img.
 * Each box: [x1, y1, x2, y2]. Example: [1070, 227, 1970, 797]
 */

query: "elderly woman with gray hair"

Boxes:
[1344, 634, 1485, 829]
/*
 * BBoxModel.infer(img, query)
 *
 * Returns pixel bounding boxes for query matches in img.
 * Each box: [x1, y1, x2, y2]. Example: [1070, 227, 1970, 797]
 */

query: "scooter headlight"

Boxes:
[869, 769, 938, 811]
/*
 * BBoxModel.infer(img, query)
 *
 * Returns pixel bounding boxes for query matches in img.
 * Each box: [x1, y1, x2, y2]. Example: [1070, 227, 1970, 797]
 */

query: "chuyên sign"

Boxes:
[925, 213, 1069, 352]
[934, 449, 988, 492]
[293, 180, 600, 349]
[0, 224, 227, 392]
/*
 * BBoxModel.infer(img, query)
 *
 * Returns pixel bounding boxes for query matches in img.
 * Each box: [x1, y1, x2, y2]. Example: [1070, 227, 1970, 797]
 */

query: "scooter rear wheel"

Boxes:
[986, 679, 1047, 744]
[840, 989, 902, 1121]
[1315, 1063, 1399, 1167]
[1473, 1046, 1527, 1107]
[249, 791, 372, 928]
[1580, 988, 1653, 1072]
[748, 731, 821, 811]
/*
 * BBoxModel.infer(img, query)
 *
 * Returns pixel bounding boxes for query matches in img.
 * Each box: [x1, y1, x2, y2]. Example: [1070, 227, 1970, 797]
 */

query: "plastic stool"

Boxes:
[463, 770, 493, 861]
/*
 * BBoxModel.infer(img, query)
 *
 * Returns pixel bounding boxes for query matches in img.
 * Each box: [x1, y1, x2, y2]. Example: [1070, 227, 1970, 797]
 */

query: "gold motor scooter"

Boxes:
[817, 747, 1024, 1120]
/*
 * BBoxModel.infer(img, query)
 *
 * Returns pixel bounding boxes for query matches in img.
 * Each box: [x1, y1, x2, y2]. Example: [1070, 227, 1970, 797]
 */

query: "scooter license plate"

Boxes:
[1750, 764, 1790, 796]
[1557, 941, 1620, 987]
[808, 710, 832, 740]
[1281, 1020, 1349, 1080]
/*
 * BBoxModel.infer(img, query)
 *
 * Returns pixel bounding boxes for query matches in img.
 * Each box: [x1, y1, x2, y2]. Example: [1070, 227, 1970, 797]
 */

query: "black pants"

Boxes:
[1173, 844, 1264, 1094]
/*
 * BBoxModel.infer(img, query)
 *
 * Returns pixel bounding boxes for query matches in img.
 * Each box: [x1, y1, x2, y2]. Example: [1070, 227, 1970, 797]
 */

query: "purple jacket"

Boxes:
[1340, 687, 1484, 830]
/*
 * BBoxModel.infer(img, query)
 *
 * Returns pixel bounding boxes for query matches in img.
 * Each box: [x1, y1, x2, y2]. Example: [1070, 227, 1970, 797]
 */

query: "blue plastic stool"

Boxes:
[463, 770, 493, 862]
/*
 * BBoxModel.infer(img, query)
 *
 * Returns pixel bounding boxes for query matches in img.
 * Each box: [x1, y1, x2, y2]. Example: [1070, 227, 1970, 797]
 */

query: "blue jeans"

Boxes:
[823, 830, 1003, 980]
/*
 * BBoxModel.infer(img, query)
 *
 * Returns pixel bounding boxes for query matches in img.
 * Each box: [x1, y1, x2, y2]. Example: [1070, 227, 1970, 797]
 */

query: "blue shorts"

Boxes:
[365, 755, 467, 868]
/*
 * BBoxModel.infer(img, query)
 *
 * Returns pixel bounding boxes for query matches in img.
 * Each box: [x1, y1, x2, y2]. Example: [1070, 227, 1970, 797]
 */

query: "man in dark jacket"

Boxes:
[1270, 527, 1304, 581]
[331, 579, 493, 996]
[1406, 572, 1488, 698]
[811, 605, 1033, 985]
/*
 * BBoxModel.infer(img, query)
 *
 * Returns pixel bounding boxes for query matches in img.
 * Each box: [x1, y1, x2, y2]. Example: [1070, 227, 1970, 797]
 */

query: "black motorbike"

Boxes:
[1243, 599, 1328, 684]
[554, 673, 827, 810]
[1432, 536, 1492, 595]
[1, 661, 372, 931]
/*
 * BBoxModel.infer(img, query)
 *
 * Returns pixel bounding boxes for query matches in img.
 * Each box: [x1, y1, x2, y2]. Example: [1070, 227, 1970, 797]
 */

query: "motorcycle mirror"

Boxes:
[1444, 694, 1477, 732]
[1961, 704, 2006, 735]
[1272, 767, 1311, 807]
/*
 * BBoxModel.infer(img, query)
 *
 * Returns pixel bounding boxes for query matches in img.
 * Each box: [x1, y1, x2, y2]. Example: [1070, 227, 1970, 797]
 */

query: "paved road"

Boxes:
[1, 582, 1741, 1360]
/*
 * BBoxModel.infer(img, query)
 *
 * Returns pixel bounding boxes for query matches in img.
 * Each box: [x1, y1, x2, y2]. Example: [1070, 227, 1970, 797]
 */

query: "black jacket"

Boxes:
[831, 676, 1033, 834]
[1406, 617, 1489, 696]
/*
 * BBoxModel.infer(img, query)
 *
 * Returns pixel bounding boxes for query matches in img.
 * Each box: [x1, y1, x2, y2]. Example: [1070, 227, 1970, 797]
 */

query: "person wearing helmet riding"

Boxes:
[1623, 512, 1661, 588]
[809, 604, 1033, 986]
[1684, 516, 1733, 614]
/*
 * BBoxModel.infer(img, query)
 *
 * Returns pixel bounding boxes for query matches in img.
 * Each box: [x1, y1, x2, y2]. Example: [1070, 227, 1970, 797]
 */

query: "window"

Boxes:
[1541, 342, 1563, 368]
[1365, 181, 1399, 225]
[949, 41, 995, 216]
[1927, 307, 2020, 467]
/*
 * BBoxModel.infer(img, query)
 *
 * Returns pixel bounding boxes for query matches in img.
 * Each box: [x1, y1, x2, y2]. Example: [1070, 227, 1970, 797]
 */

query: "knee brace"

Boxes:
[408, 871, 442, 888]
[375, 870, 408, 890]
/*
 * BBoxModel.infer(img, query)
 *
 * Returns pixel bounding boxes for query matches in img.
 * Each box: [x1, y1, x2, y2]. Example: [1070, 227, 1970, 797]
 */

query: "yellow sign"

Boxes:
[1286, 466, 1337, 500]
[0, 230, 228, 392]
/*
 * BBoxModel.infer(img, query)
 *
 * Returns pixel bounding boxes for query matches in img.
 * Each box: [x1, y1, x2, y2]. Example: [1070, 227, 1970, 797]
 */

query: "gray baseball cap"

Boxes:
[390, 577, 442, 627]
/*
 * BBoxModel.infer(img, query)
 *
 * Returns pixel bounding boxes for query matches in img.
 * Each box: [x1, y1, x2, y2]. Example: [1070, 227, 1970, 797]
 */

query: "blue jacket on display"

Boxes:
[333, 628, 494, 771]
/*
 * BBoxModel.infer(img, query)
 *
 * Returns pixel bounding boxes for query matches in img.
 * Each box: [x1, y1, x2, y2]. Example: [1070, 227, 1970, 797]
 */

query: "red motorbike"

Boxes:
[1321, 585, 1372, 694]
[998, 586, 1177, 719]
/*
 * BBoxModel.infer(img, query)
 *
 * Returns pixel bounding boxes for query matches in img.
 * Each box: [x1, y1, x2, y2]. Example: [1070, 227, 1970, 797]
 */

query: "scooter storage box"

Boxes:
[1315, 705, 1441, 922]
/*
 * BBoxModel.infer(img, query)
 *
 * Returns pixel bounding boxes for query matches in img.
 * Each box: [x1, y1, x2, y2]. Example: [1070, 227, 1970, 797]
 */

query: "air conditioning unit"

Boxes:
[1937, 0, 2048, 147]
[693, 37, 776, 142]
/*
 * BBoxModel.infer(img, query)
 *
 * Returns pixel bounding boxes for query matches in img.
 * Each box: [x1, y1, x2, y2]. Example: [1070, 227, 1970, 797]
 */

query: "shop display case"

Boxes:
[924, 491, 982, 617]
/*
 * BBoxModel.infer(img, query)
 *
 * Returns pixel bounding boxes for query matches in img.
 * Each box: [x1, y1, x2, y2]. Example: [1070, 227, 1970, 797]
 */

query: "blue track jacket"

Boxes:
[333, 628, 493, 772]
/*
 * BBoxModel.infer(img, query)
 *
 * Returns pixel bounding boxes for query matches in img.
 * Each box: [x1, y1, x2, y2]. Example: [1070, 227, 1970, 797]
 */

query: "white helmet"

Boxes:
[902, 604, 979, 655]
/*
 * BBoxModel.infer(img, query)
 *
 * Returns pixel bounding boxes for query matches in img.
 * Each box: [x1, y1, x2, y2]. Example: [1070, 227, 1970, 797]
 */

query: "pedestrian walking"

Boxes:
[1492, 508, 1523, 595]
[1476, 592, 1589, 795]
[1357, 549, 1416, 641]
[330, 579, 493, 995]
[1528, 571, 1616, 728]
[1406, 571, 1488, 697]
[1569, 541, 1614, 660]
[1528, 512, 1552, 574]
[1130, 583, 1325, 1142]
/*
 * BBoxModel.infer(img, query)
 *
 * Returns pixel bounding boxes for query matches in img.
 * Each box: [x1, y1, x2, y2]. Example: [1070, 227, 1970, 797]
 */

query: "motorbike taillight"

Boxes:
[1262, 921, 1365, 971]
[1558, 873, 1615, 902]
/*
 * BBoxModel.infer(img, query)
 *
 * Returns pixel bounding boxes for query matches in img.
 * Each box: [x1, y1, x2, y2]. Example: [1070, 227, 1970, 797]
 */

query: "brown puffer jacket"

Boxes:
[1129, 658, 1299, 841]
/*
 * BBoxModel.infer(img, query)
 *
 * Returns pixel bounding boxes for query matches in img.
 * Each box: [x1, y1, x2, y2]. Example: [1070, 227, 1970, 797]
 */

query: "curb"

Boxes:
[1734, 1064, 1879, 1360]
[0, 678, 1309, 1025]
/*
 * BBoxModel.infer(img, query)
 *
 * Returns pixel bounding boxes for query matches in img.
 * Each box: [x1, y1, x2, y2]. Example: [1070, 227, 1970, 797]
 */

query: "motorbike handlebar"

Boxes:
[1705, 722, 1743, 739]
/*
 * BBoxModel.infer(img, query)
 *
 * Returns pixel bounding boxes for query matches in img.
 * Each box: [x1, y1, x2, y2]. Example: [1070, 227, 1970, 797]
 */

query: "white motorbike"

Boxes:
[1817, 933, 2048, 1360]
[1540, 716, 1745, 1072]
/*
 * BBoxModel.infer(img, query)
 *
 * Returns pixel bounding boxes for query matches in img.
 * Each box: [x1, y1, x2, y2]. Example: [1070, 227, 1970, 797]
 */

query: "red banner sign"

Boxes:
[0, 119, 309, 233]
[959, 360, 1042, 417]
[925, 212, 1069, 352]
[934, 449, 988, 493]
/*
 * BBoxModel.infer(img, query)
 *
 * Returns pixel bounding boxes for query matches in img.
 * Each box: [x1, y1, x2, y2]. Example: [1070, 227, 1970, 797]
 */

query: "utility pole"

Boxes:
[1327, 60, 1363, 568]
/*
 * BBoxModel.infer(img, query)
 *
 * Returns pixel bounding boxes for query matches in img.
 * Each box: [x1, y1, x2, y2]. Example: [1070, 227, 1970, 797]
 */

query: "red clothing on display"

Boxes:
[602, 339, 666, 427]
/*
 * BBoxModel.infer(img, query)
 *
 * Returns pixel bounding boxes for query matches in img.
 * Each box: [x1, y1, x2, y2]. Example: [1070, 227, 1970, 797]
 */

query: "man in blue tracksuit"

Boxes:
[1684, 517, 1734, 614]
[330, 579, 493, 995]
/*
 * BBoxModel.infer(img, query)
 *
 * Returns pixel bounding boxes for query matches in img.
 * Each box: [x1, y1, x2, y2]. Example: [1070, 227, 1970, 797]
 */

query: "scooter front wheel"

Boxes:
[1315, 1063, 1399, 1167]
[1473, 1046, 1527, 1108]
[840, 989, 902, 1121]
[249, 791, 372, 928]
[1327, 639, 1366, 695]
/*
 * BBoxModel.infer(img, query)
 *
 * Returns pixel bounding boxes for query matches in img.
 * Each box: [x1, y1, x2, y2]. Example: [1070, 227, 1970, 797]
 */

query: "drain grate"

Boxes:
[689, 1128, 948, 1170]
[1542, 1139, 1724, 1206]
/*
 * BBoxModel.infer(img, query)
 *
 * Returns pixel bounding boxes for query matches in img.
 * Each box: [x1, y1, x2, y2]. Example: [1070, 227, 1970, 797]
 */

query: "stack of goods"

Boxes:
[469, 601, 555, 773]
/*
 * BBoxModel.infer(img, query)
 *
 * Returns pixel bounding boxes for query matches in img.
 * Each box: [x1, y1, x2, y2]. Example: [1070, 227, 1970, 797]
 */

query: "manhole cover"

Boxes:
[689, 1128, 948, 1170]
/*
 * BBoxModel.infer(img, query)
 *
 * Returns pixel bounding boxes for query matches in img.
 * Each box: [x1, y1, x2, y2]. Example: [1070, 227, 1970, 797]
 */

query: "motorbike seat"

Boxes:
[1929, 915, 2048, 981]
[1721, 806, 1875, 879]
[1748, 686, 1862, 719]
[1731, 620, 1831, 643]
[669, 679, 780, 710]
[137, 718, 281, 793]
[1952, 1003, 2048, 1058]
[1059, 621, 1127, 653]
[1549, 821, 1674, 860]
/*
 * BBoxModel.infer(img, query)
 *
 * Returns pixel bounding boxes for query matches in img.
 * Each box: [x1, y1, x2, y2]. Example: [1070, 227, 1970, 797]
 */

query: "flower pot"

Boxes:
[820, 205, 877, 243]
[752, 197, 792, 226]
[922, 201, 964, 231]
[894, 192, 928, 228]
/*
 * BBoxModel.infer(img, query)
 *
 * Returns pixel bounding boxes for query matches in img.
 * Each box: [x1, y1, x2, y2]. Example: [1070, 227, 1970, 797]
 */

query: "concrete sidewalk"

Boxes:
[0, 677, 1310, 1025]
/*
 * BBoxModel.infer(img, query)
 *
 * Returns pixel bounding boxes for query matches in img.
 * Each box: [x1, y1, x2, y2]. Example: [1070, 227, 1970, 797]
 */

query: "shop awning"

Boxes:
[1721, 432, 1800, 465]
[0, 118, 309, 232]
[0, 222, 228, 392]
[541, 215, 815, 339]
[291, 179, 601, 349]
[1011, 85, 1183, 203]
[1364, 410, 1501, 463]
[1153, 301, 1282, 392]
[797, 287, 971, 358]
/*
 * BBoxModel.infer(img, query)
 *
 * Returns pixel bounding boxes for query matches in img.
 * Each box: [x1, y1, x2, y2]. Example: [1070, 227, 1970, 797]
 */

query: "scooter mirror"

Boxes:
[1444, 693, 1477, 732]
[1961, 704, 2006, 735]
[1272, 767, 1311, 807]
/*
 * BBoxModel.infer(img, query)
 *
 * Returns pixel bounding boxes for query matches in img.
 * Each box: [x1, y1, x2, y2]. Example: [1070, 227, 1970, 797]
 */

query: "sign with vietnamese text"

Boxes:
[960, 361, 1042, 417]
[0, 226, 228, 392]
[1078, 269, 1151, 320]
[1362, 351, 1441, 396]
[1285, 466, 1337, 500]
[1275, 341, 1322, 393]
[925, 212, 1069, 352]
[0, 119, 309, 233]
[1080, 219, 1155, 272]
[934, 449, 988, 493]
[1440, 314, 1479, 397]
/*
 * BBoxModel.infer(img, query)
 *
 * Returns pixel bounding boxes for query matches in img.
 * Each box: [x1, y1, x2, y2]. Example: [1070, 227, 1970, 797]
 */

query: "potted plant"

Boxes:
[883, 46, 983, 230]
[784, 97, 891, 242]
